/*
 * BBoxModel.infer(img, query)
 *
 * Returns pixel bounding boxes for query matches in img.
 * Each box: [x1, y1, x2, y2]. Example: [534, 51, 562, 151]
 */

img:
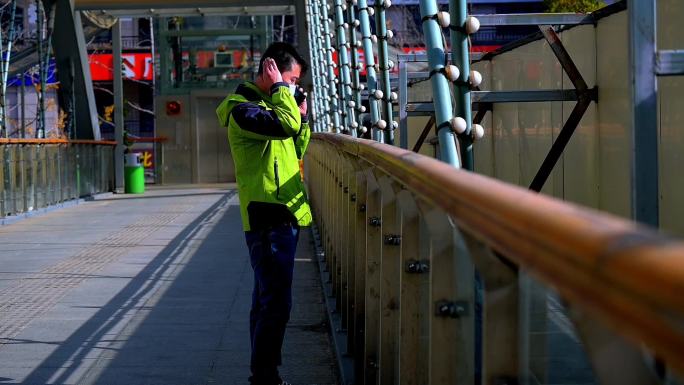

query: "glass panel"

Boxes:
[520, 272, 596, 385]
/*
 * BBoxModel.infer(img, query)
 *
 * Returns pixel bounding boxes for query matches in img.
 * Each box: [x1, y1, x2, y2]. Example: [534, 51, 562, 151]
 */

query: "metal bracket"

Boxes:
[435, 300, 469, 318]
[350, 193, 357, 202]
[656, 50, 684, 76]
[368, 217, 381, 227]
[405, 259, 430, 274]
[359, 204, 366, 212]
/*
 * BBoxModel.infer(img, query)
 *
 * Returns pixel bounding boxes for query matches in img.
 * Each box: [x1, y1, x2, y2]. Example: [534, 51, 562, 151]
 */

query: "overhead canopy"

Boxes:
[82, 5, 295, 17]
[74, 0, 294, 10]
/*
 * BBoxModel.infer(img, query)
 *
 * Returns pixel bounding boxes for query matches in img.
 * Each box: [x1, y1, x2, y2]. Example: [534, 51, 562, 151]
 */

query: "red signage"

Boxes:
[89, 53, 154, 81]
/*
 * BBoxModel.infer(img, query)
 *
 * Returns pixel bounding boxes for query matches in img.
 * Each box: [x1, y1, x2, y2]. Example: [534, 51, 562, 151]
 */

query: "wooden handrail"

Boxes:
[0, 139, 117, 146]
[128, 136, 168, 143]
[312, 132, 684, 373]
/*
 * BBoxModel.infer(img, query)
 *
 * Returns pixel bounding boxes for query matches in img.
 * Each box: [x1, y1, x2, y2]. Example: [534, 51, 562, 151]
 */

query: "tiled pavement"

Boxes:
[0, 185, 338, 385]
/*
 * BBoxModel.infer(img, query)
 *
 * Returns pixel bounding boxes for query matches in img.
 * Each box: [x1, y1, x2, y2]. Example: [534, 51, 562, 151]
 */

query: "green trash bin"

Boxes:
[124, 153, 145, 194]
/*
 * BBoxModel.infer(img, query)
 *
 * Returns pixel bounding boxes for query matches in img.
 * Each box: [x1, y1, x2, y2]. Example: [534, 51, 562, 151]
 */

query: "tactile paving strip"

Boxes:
[0, 203, 197, 345]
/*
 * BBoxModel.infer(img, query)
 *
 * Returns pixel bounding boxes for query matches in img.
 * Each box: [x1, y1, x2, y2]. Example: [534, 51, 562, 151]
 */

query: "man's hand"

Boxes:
[299, 99, 308, 116]
[262, 58, 283, 89]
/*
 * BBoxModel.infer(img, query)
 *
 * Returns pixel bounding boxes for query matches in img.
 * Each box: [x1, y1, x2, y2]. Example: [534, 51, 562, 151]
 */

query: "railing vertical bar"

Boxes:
[340, 156, 351, 331]
[363, 169, 382, 384]
[396, 191, 428, 383]
[377, 176, 401, 384]
[352, 168, 368, 376]
[333, 0, 353, 134]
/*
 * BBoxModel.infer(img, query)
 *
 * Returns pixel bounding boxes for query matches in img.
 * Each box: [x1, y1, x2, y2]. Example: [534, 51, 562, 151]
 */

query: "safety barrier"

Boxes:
[306, 132, 684, 385]
[0, 139, 115, 218]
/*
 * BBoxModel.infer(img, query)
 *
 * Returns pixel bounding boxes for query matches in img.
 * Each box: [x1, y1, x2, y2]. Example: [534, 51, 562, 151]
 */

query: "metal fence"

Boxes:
[306, 132, 684, 385]
[0, 140, 115, 218]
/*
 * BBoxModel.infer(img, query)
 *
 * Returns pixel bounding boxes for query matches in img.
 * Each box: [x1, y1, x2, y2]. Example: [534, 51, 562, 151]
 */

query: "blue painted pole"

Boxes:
[319, 0, 343, 133]
[346, 1, 363, 135]
[419, 0, 460, 166]
[305, 0, 322, 132]
[628, 0, 659, 226]
[449, 0, 474, 170]
[375, 0, 396, 145]
[356, 0, 382, 142]
[333, 0, 355, 134]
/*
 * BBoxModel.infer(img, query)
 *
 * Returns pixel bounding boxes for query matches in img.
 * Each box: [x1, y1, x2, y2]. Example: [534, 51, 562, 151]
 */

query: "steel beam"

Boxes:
[113, 21, 124, 193]
[398, 59, 408, 149]
[474, 13, 594, 26]
[529, 98, 592, 192]
[628, 0, 659, 226]
[656, 50, 684, 76]
[50, 0, 100, 139]
[540, 25, 588, 92]
[398, 52, 484, 63]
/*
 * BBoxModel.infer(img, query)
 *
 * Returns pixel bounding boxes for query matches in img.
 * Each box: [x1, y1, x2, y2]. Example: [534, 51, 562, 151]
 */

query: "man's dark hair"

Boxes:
[258, 42, 308, 77]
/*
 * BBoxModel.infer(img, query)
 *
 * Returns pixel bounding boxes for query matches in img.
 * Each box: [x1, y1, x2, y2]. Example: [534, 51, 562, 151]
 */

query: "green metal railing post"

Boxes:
[356, 0, 382, 142]
[333, 0, 355, 134]
[450, 0, 474, 170]
[320, 0, 343, 134]
[419, 0, 460, 166]
[374, 0, 396, 145]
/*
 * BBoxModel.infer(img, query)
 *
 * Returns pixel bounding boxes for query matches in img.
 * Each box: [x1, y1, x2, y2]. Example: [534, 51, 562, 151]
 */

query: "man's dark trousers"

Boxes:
[245, 223, 300, 385]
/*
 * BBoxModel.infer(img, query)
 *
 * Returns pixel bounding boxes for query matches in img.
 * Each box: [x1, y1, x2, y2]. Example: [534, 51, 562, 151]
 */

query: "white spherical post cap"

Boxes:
[387, 30, 394, 39]
[377, 119, 387, 129]
[445, 65, 460, 82]
[359, 106, 367, 112]
[373, 89, 384, 100]
[473, 124, 485, 139]
[438, 11, 451, 28]
[361, 126, 368, 133]
[450, 117, 467, 134]
[465, 16, 480, 35]
[348, 100, 356, 108]
[368, 7, 375, 16]
[390, 92, 398, 101]
[351, 121, 359, 128]
[371, 35, 378, 43]
[470, 70, 483, 87]
[392, 121, 399, 129]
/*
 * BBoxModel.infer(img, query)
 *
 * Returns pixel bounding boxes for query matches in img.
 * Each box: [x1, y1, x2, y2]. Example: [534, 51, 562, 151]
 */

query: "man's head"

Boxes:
[257, 42, 308, 86]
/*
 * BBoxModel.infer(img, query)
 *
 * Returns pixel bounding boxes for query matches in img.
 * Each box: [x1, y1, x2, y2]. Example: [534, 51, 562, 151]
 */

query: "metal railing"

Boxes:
[0, 139, 115, 218]
[306, 132, 684, 385]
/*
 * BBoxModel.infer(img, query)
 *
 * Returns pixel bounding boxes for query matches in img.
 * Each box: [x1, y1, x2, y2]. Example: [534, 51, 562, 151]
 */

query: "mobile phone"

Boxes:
[294, 87, 307, 105]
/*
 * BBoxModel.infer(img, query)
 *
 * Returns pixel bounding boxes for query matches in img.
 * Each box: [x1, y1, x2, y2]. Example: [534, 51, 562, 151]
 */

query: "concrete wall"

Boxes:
[463, 3, 684, 236]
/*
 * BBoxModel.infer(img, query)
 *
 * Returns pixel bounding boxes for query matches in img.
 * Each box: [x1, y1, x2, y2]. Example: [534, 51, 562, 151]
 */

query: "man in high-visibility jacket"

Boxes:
[216, 42, 311, 385]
